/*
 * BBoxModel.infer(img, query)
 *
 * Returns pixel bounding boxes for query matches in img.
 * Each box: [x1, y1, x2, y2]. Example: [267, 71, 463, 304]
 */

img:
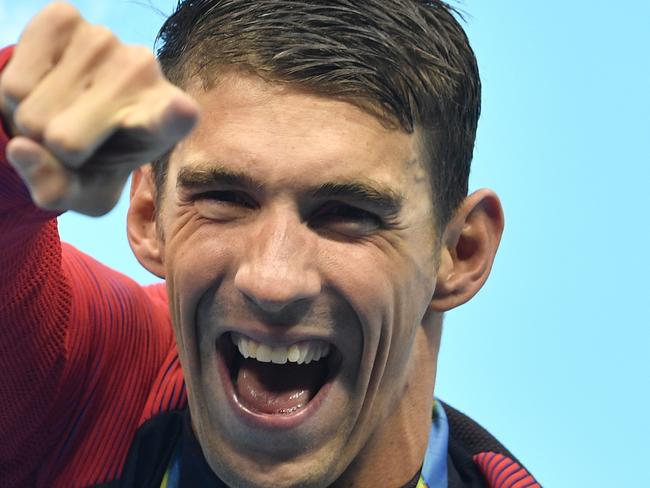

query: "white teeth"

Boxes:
[287, 345, 300, 362]
[271, 347, 288, 364]
[231, 332, 331, 364]
[248, 340, 257, 358]
[297, 346, 309, 364]
[240, 340, 250, 358]
[256, 344, 272, 362]
[304, 348, 315, 365]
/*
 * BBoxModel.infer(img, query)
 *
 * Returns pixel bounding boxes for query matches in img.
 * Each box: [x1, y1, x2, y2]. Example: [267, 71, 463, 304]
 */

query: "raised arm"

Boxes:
[0, 3, 199, 485]
[0, 2, 198, 217]
[0, 45, 69, 484]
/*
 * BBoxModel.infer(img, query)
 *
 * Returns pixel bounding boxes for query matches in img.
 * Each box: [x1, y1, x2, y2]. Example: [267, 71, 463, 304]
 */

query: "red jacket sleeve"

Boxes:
[0, 45, 175, 487]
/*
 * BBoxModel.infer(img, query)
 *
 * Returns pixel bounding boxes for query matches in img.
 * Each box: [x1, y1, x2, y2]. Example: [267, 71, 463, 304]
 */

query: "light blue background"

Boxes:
[2, 2, 649, 487]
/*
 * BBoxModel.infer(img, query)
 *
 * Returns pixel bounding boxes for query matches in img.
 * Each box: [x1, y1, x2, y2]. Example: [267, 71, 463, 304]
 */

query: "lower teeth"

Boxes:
[277, 404, 305, 415]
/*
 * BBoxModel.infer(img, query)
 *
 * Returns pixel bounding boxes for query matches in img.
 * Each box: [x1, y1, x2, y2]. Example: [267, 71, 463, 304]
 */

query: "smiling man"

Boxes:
[0, 1, 540, 487]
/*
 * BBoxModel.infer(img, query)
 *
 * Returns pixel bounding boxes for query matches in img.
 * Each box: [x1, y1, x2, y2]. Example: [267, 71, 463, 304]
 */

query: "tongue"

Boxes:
[235, 358, 327, 415]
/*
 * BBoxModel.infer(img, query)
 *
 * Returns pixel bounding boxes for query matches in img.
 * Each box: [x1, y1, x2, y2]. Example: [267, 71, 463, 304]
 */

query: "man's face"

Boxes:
[157, 73, 442, 488]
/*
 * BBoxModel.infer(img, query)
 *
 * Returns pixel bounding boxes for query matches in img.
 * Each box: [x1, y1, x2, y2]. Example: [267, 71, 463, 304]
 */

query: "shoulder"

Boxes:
[441, 401, 542, 488]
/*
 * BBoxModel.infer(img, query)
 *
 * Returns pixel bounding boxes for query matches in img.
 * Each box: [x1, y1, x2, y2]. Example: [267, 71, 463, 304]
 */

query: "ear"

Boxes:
[127, 165, 165, 279]
[430, 188, 504, 312]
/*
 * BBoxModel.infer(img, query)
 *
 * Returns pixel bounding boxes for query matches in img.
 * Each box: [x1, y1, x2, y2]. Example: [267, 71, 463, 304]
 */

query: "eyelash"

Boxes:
[312, 202, 381, 225]
[194, 191, 382, 226]
[194, 190, 255, 207]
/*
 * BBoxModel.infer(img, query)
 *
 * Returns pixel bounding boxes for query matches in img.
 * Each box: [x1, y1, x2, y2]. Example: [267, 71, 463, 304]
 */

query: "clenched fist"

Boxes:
[0, 2, 199, 216]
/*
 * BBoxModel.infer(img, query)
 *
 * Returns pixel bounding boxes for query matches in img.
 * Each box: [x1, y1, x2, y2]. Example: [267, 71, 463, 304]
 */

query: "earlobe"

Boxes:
[430, 189, 504, 312]
[127, 165, 166, 279]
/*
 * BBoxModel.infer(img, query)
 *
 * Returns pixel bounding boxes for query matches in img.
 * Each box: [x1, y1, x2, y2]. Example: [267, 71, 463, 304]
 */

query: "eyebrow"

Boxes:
[177, 164, 265, 192]
[176, 163, 404, 215]
[311, 181, 403, 215]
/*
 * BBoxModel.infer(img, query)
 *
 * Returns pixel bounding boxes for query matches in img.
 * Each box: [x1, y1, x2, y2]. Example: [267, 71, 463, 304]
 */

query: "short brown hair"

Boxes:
[153, 0, 480, 230]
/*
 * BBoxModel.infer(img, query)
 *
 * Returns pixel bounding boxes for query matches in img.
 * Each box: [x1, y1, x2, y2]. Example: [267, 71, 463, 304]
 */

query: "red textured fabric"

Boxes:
[473, 452, 541, 488]
[0, 46, 185, 487]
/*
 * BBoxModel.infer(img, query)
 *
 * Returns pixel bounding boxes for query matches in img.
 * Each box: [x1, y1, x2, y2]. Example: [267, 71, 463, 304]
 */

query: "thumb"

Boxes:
[6, 136, 80, 211]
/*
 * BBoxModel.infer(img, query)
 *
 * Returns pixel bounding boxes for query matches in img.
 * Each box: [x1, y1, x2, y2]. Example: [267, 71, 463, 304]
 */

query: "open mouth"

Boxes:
[217, 332, 342, 417]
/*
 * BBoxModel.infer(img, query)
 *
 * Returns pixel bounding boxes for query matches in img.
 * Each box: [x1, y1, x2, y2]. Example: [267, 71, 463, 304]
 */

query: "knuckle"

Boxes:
[29, 2, 83, 40]
[84, 24, 118, 54]
[19, 2, 81, 48]
[41, 2, 82, 29]
[43, 123, 84, 161]
[124, 46, 159, 79]
[110, 46, 160, 93]
[0, 71, 29, 104]
[13, 104, 45, 137]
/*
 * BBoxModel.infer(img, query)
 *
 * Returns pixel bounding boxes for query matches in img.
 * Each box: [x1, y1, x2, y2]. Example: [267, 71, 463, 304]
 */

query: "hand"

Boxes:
[0, 2, 199, 216]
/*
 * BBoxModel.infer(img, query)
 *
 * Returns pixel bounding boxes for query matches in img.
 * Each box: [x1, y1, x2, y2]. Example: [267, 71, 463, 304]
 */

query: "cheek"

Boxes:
[322, 236, 431, 352]
[320, 240, 394, 322]
[163, 219, 238, 343]
[325, 236, 435, 387]
[328, 233, 433, 316]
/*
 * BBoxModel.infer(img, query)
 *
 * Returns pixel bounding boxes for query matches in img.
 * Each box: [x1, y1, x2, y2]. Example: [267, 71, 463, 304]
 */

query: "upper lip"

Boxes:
[221, 328, 336, 349]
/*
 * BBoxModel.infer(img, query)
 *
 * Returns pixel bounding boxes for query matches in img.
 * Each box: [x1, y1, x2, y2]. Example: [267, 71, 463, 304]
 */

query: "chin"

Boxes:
[201, 438, 343, 488]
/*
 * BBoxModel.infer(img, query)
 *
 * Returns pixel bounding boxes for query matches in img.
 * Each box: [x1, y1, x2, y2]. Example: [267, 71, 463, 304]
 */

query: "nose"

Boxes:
[234, 212, 321, 313]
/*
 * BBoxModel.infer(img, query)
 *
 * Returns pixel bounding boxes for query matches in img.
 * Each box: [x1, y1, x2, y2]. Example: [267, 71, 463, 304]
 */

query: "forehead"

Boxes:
[169, 73, 430, 197]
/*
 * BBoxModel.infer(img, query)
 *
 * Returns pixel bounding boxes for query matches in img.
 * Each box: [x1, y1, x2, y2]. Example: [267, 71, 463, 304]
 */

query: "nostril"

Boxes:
[234, 263, 322, 313]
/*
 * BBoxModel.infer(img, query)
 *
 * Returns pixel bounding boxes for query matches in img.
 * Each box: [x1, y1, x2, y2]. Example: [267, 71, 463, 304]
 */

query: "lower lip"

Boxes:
[216, 341, 337, 431]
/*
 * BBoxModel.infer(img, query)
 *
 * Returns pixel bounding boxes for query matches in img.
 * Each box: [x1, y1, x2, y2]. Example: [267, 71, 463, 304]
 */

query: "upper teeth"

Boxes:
[231, 332, 330, 364]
